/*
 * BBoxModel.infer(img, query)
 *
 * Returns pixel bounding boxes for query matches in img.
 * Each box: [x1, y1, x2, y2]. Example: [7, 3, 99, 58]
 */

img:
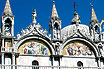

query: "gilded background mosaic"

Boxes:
[62, 41, 94, 56]
[18, 40, 51, 55]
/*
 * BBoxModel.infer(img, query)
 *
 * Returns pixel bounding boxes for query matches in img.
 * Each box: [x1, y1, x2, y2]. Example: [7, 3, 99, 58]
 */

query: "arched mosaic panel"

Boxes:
[62, 41, 94, 56]
[18, 40, 51, 55]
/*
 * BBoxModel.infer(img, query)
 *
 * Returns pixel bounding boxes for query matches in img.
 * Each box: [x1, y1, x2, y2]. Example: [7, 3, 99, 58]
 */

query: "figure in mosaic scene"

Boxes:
[63, 42, 94, 56]
[18, 40, 50, 55]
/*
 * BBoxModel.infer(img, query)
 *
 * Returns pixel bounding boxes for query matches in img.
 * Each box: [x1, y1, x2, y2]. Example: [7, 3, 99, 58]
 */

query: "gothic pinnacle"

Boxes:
[51, 1, 59, 18]
[3, 0, 13, 16]
[90, 3, 98, 23]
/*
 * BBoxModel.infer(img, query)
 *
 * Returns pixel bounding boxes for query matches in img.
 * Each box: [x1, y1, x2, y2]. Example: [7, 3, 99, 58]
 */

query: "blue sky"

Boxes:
[0, 0, 104, 37]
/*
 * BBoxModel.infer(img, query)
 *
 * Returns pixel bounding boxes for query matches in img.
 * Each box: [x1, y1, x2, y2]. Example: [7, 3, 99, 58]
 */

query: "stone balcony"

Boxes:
[1, 47, 16, 53]
[0, 65, 103, 69]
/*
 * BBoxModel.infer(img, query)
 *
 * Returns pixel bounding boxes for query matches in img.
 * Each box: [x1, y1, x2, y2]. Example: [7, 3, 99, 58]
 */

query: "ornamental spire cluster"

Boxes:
[72, 1, 80, 25]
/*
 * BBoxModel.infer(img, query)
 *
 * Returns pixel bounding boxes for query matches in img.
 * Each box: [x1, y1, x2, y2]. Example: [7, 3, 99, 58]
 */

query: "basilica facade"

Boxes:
[0, 0, 104, 69]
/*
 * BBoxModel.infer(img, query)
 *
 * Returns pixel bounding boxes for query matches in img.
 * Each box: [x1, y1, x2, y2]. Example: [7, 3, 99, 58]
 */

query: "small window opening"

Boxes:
[32, 60, 39, 69]
[5, 18, 12, 27]
[77, 61, 83, 69]
[54, 22, 59, 30]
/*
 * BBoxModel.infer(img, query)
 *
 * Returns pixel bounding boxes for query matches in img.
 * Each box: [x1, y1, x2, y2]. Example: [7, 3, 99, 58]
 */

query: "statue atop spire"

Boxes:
[51, 1, 59, 18]
[3, 0, 13, 16]
[72, 0, 80, 25]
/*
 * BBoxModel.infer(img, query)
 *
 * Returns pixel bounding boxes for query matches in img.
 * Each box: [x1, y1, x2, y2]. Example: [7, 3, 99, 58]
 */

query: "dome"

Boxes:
[61, 24, 91, 40]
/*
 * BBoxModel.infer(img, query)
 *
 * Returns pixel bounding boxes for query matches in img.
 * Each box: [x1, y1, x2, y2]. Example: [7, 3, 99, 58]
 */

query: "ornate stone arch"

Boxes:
[2, 16, 14, 25]
[100, 20, 104, 34]
[16, 36, 54, 55]
[93, 23, 100, 34]
[60, 38, 99, 57]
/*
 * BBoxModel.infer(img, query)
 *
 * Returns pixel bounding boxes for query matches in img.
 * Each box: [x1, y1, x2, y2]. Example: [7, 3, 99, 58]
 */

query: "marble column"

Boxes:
[2, 39, 4, 52]
[1, 53, 4, 69]
[98, 57, 101, 68]
[11, 23, 14, 36]
[12, 53, 15, 69]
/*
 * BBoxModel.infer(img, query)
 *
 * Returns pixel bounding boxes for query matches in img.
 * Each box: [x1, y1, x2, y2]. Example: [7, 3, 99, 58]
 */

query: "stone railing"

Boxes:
[1, 47, 16, 52]
[0, 65, 103, 69]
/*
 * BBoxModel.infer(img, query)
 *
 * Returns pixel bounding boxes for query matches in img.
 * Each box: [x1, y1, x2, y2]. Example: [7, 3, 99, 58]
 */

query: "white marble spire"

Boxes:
[51, 1, 59, 18]
[91, 4, 98, 22]
[3, 0, 13, 16]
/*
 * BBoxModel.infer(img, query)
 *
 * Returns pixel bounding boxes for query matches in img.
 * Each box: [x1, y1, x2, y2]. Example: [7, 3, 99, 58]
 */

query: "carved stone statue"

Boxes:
[55, 42, 60, 55]
[29, 24, 33, 31]
[17, 33, 21, 39]
[21, 29, 25, 36]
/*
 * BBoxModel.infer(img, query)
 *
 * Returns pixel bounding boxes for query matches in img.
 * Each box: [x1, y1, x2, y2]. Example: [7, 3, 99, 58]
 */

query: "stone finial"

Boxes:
[29, 24, 33, 31]
[25, 28, 29, 34]
[36, 23, 41, 29]
[32, 9, 37, 25]
[40, 29, 43, 33]
[21, 28, 25, 36]
[43, 29, 47, 35]
[17, 32, 21, 39]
